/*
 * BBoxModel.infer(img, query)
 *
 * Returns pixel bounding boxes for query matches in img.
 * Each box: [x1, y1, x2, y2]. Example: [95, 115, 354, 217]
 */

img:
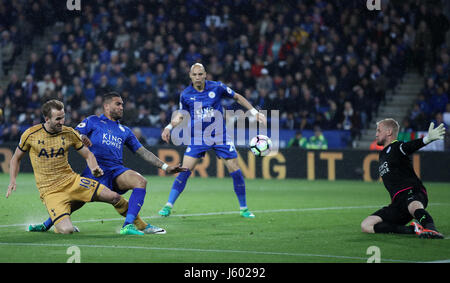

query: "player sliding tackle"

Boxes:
[361, 119, 446, 239]
[6, 100, 129, 234]
[25, 94, 187, 235]
[159, 63, 266, 218]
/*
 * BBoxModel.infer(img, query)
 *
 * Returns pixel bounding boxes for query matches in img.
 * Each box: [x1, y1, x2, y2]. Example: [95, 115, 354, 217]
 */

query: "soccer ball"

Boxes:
[249, 135, 272, 156]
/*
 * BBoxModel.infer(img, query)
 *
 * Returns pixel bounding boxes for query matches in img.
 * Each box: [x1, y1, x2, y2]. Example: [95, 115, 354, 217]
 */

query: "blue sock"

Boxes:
[123, 188, 146, 227]
[43, 217, 53, 230]
[167, 170, 191, 205]
[230, 169, 247, 208]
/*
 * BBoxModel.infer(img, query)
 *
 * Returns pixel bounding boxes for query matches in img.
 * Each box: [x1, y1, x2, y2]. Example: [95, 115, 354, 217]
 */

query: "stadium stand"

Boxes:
[0, 0, 449, 150]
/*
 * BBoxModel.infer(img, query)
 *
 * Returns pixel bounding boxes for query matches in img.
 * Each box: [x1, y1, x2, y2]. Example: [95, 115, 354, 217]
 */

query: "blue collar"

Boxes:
[100, 114, 119, 124]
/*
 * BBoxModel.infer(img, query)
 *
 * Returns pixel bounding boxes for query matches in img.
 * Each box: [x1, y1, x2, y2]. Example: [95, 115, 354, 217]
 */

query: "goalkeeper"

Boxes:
[361, 119, 445, 239]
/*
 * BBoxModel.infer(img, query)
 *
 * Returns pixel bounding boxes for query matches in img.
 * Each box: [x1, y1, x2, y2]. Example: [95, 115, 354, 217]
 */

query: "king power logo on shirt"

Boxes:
[170, 103, 280, 156]
[102, 133, 123, 149]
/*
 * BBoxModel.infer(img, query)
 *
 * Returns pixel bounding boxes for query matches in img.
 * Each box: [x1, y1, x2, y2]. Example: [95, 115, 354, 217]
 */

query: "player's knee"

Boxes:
[225, 159, 240, 173]
[141, 178, 147, 188]
[136, 176, 147, 189]
[56, 225, 74, 234]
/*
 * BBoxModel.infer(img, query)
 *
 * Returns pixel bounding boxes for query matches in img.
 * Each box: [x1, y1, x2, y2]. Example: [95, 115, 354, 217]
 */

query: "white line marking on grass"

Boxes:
[423, 259, 450, 263]
[0, 242, 417, 263]
[0, 203, 448, 229]
[0, 205, 383, 228]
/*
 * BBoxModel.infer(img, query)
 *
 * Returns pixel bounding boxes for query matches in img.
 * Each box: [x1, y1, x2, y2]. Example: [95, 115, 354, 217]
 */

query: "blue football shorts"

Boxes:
[81, 165, 130, 195]
[184, 143, 238, 159]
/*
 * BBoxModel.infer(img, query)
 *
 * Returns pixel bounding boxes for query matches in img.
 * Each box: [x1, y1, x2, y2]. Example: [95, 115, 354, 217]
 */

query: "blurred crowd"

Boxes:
[1, 0, 449, 147]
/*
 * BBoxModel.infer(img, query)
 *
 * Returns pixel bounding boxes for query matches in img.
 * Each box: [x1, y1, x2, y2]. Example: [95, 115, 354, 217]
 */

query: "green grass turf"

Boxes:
[0, 173, 449, 263]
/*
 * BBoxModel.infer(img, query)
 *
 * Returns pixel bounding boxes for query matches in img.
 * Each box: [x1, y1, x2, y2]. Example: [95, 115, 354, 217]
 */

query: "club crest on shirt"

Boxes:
[208, 91, 216, 98]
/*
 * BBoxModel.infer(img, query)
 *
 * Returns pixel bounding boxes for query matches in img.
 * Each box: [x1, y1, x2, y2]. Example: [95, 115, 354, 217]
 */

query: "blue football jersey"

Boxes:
[179, 80, 235, 145]
[76, 114, 142, 167]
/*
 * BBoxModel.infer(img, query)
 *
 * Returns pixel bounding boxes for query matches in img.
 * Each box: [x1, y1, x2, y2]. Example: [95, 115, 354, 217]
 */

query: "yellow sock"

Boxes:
[134, 215, 148, 230]
[113, 197, 128, 217]
[113, 197, 148, 229]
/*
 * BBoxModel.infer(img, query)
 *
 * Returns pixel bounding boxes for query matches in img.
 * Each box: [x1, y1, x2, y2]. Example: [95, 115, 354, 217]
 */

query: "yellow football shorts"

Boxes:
[42, 174, 106, 224]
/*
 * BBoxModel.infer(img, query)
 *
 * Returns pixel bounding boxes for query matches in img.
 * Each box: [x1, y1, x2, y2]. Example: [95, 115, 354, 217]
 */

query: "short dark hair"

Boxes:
[102, 91, 122, 104]
[41, 99, 64, 118]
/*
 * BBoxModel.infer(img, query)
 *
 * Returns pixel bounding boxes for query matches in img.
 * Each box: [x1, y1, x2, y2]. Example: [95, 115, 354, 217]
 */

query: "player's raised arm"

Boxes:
[423, 122, 446, 144]
[77, 146, 104, 177]
[401, 122, 446, 155]
[6, 147, 27, 198]
[232, 92, 267, 125]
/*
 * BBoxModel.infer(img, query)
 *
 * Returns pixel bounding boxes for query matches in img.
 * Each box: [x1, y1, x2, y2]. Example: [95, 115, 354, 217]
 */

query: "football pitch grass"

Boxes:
[0, 173, 449, 263]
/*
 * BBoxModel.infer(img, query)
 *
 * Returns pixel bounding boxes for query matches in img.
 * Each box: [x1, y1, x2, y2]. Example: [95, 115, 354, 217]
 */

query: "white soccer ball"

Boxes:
[249, 135, 272, 156]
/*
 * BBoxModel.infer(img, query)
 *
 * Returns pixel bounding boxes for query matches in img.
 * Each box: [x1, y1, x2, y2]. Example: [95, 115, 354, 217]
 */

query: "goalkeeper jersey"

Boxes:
[378, 139, 427, 201]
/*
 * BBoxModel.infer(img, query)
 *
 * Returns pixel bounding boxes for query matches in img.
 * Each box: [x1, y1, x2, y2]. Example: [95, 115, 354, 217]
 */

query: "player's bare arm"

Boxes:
[77, 146, 104, 177]
[79, 134, 93, 147]
[162, 111, 185, 143]
[136, 147, 187, 174]
[233, 92, 267, 125]
[6, 147, 26, 198]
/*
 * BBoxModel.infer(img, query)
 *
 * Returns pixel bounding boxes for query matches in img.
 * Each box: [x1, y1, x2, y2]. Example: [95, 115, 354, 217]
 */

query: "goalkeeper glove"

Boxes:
[423, 122, 446, 144]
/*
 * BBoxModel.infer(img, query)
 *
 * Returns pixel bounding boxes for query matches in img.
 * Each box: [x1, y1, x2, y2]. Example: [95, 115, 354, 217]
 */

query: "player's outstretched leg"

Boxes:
[115, 171, 150, 235]
[29, 218, 81, 233]
[225, 156, 255, 218]
[159, 170, 191, 216]
[230, 169, 254, 218]
[29, 201, 85, 232]
[412, 208, 444, 239]
[360, 215, 415, 234]
[96, 183, 144, 235]
[112, 196, 165, 234]
[28, 217, 53, 232]
[122, 188, 146, 226]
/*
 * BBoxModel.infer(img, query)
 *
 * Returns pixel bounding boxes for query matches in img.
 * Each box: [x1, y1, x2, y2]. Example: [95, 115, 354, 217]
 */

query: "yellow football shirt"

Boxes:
[18, 124, 84, 197]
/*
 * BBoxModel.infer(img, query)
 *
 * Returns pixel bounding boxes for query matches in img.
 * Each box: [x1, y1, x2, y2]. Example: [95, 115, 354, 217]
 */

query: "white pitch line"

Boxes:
[0, 242, 417, 263]
[1, 203, 448, 229]
[0, 205, 383, 228]
[423, 259, 450, 263]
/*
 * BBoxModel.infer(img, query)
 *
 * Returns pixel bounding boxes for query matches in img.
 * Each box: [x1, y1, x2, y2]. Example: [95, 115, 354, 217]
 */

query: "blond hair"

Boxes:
[377, 118, 400, 137]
